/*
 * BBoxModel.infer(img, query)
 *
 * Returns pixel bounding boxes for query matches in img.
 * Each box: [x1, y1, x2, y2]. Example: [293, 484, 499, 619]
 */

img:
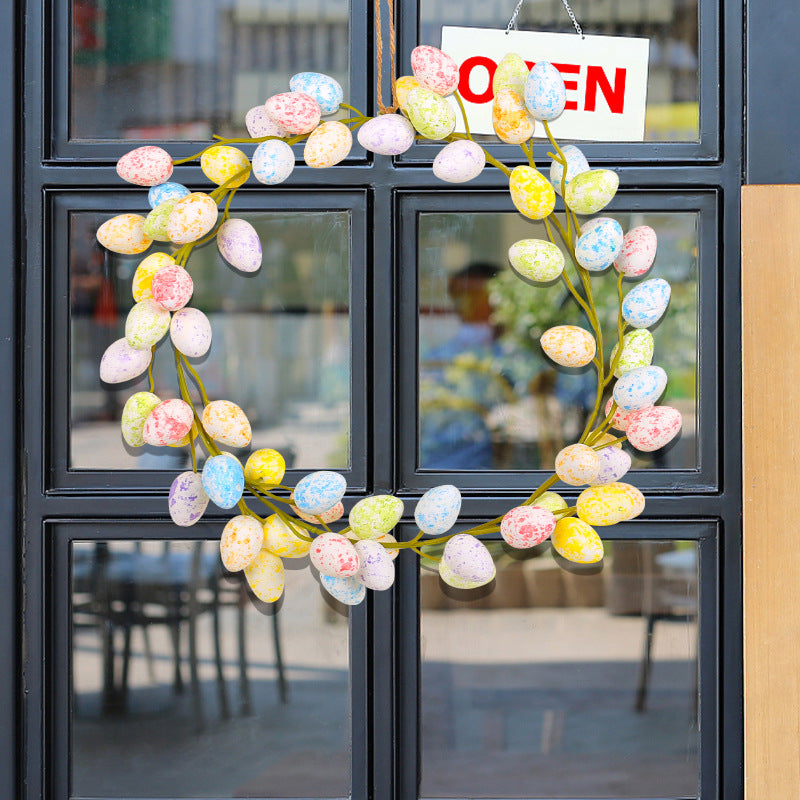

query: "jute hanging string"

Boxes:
[375, 0, 399, 113]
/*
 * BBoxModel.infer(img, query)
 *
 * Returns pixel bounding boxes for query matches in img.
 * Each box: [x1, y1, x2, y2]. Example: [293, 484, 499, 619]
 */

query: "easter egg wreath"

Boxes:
[97, 46, 682, 606]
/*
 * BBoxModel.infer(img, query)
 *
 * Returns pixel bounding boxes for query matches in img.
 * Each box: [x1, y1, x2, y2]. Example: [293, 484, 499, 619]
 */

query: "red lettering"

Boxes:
[585, 66, 627, 114]
[458, 56, 497, 104]
[553, 63, 580, 111]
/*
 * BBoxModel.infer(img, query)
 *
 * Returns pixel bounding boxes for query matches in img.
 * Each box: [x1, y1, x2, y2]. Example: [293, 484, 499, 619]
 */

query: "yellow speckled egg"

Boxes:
[555, 443, 600, 486]
[202, 400, 252, 448]
[492, 88, 535, 144]
[244, 448, 286, 487]
[492, 53, 529, 95]
[167, 192, 219, 245]
[540, 325, 596, 368]
[263, 514, 311, 558]
[244, 550, 285, 603]
[220, 515, 264, 572]
[395, 75, 423, 110]
[200, 145, 251, 188]
[96, 214, 153, 255]
[132, 253, 175, 301]
[594, 432, 623, 449]
[303, 121, 353, 168]
[509, 166, 556, 220]
[577, 483, 637, 526]
[552, 518, 604, 564]
[618, 482, 645, 518]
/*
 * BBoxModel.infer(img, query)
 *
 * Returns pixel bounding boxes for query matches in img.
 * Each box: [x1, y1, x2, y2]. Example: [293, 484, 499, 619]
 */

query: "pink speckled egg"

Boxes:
[201, 400, 252, 448]
[166, 193, 218, 245]
[626, 406, 683, 452]
[540, 325, 596, 367]
[357, 114, 416, 155]
[142, 399, 194, 446]
[309, 532, 361, 578]
[501, 506, 557, 549]
[217, 218, 262, 273]
[615, 226, 657, 277]
[116, 146, 173, 187]
[132, 253, 175, 301]
[245, 105, 289, 138]
[170, 307, 212, 358]
[265, 92, 321, 135]
[604, 398, 634, 432]
[96, 214, 153, 255]
[411, 45, 459, 96]
[151, 264, 193, 311]
[99, 338, 152, 384]
[555, 443, 600, 486]
[169, 471, 209, 527]
[304, 121, 352, 168]
[220, 515, 264, 572]
[432, 140, 486, 183]
[441, 535, 496, 587]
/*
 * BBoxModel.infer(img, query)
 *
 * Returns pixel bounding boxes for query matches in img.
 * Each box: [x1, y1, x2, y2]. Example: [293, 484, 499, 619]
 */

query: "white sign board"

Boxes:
[439, 26, 650, 142]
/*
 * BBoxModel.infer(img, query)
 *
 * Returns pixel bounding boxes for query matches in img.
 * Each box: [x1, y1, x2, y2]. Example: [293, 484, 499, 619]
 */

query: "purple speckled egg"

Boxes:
[357, 114, 416, 155]
[169, 471, 210, 527]
[217, 219, 262, 273]
[433, 140, 486, 183]
[589, 447, 632, 485]
[441, 534, 496, 587]
[100, 338, 153, 384]
[245, 105, 289, 138]
[355, 539, 395, 591]
[170, 307, 212, 358]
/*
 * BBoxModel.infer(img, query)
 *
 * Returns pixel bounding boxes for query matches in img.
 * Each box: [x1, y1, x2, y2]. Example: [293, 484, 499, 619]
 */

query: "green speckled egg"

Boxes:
[125, 298, 171, 350]
[532, 491, 568, 513]
[349, 495, 404, 539]
[121, 391, 161, 447]
[143, 199, 179, 242]
[609, 329, 654, 377]
[508, 239, 564, 282]
[405, 87, 456, 140]
[492, 53, 529, 95]
[509, 166, 556, 220]
[564, 169, 619, 215]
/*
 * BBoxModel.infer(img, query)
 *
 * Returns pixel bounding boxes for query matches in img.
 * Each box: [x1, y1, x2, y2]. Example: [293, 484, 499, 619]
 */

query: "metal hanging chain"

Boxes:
[505, 0, 525, 34]
[505, 0, 585, 39]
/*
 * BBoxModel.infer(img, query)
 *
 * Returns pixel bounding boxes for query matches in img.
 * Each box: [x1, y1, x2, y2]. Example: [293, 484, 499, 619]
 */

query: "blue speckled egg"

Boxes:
[574, 218, 624, 271]
[355, 540, 395, 591]
[613, 366, 668, 411]
[320, 574, 366, 605]
[202, 454, 245, 509]
[414, 485, 461, 535]
[289, 72, 343, 115]
[524, 62, 566, 122]
[252, 140, 295, 185]
[294, 471, 347, 515]
[148, 182, 190, 209]
[622, 278, 671, 328]
[442, 534, 496, 587]
[550, 145, 589, 195]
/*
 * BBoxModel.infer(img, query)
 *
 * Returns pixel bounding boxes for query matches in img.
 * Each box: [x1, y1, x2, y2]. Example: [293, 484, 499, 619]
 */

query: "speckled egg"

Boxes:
[411, 45, 459, 96]
[252, 140, 295, 185]
[310, 532, 360, 578]
[142, 399, 193, 446]
[263, 514, 310, 558]
[355, 539, 395, 591]
[143, 200, 179, 242]
[414, 485, 461, 535]
[610, 329, 654, 377]
[532, 491, 568, 513]
[167, 193, 218, 245]
[149, 182, 190, 209]
[202, 453, 245, 509]
[575, 217, 624, 271]
[595, 432, 623, 449]
[442, 535, 496, 587]
[170, 307, 212, 358]
[293, 471, 347, 515]
[501, 505, 556, 549]
[217, 218, 262, 273]
[395, 75, 423, 110]
[151, 264, 193, 311]
[555, 443, 600, 486]
[622, 278, 671, 328]
[524, 62, 566, 121]
[509, 166, 556, 220]
[168, 471, 210, 527]
[626, 406, 683, 452]
[374, 532, 399, 560]
[96, 214, 153, 255]
[200, 145, 251, 188]
[320, 574, 365, 605]
[492, 88, 535, 144]
[615, 225, 657, 277]
[265, 91, 321, 135]
[246, 105, 289, 138]
[438, 560, 486, 590]
[552, 518, 604, 564]
[508, 239, 564, 283]
[540, 325, 596, 368]
[116, 146, 173, 187]
[613, 365, 668, 411]
[125, 298, 170, 350]
[589, 446, 632, 486]
[564, 169, 619, 215]
[290, 72, 343, 115]
[244, 448, 286, 487]
[244, 550, 285, 602]
[492, 52, 529, 95]
[168, 423, 198, 450]
[220, 515, 264, 572]
[304, 121, 352, 168]
[357, 114, 416, 156]
[99, 338, 152, 384]
[577, 484, 637, 526]
[132, 253, 175, 301]
[121, 391, 161, 447]
[550, 145, 590, 195]
[292, 500, 345, 525]
[619, 483, 645, 518]
[201, 400, 251, 448]
[604, 398, 634, 432]
[349, 495, 404, 539]
[432, 139, 485, 183]
[405, 87, 456, 139]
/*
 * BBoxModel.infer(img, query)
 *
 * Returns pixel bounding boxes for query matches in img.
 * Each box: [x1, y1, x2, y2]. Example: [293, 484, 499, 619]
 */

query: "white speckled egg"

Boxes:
[501, 505, 556, 549]
[202, 400, 252, 448]
[149, 182, 189, 209]
[509, 166, 556, 220]
[100, 338, 152, 384]
[132, 253, 175, 301]
[252, 140, 295, 185]
[168, 471, 209, 527]
[349, 495, 404, 539]
[405, 87, 456, 139]
[615, 225, 657, 277]
[245, 105, 289, 138]
[432, 139, 485, 183]
[540, 325, 596, 367]
[355, 539, 395, 591]
[626, 406, 683, 452]
[142, 399, 193, 446]
[304, 121, 352, 168]
[357, 114, 416, 156]
[555, 443, 600, 486]
[244, 449, 286, 488]
[167, 193, 219, 245]
[116, 146, 173, 187]
[492, 88, 535, 144]
[604, 398, 634, 432]
[310, 532, 360, 578]
[524, 62, 566, 121]
[565, 169, 619, 215]
[121, 391, 161, 447]
[97, 214, 153, 255]
[244, 550, 285, 602]
[414, 485, 461, 535]
[442, 535, 496, 587]
[574, 217, 624, 271]
[589, 446, 631, 486]
[170, 307, 212, 358]
[609, 329, 654, 377]
[265, 92, 321, 134]
[151, 264, 193, 311]
[125, 298, 170, 350]
[202, 454, 245, 509]
[411, 45, 459, 96]
[220, 515, 264, 572]
[550, 145, 590, 195]
[508, 239, 564, 283]
[144, 200, 179, 242]
[200, 145, 251, 188]
[492, 52, 529, 95]
[552, 518, 604, 564]
[532, 491, 568, 513]
[613, 365, 668, 411]
[289, 72, 344, 115]
[320, 574, 365, 605]
[293, 471, 347, 515]
[263, 514, 311, 558]
[622, 278, 671, 328]
[217, 218, 262, 273]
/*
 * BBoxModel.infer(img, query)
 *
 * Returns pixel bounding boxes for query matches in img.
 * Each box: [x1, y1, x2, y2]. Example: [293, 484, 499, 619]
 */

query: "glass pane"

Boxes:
[420, 538, 699, 799]
[418, 211, 697, 471]
[71, 210, 351, 470]
[419, 0, 699, 141]
[71, 539, 351, 798]
[71, 0, 350, 140]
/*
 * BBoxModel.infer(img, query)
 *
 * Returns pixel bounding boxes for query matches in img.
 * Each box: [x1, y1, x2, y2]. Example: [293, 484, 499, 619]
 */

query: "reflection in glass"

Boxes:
[420, 539, 699, 799]
[419, 0, 699, 141]
[418, 212, 697, 471]
[72, 0, 350, 140]
[71, 540, 351, 798]
[71, 211, 351, 470]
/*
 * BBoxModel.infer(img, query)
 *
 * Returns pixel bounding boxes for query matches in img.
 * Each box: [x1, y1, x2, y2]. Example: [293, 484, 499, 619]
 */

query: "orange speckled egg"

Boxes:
[220, 515, 264, 572]
[96, 214, 153, 255]
[303, 121, 353, 168]
[540, 325, 596, 367]
[167, 192, 218, 245]
[555, 443, 600, 486]
[201, 400, 252, 448]
[492, 89, 535, 145]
